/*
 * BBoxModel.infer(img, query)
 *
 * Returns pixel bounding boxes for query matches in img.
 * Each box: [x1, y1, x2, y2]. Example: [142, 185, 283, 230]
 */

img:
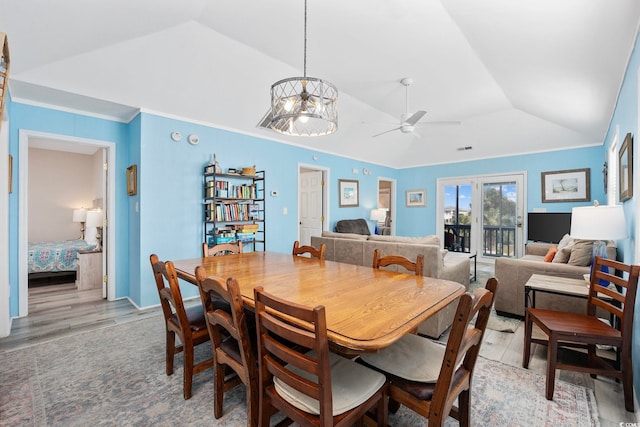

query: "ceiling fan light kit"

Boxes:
[269, 0, 338, 137]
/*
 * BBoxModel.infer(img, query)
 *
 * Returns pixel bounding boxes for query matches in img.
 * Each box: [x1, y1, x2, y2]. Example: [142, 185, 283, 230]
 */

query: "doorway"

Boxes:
[376, 178, 396, 235]
[18, 130, 116, 317]
[298, 164, 329, 246]
[437, 172, 526, 264]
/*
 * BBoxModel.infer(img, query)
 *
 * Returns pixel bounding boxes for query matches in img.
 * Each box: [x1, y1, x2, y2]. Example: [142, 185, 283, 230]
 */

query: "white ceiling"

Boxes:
[2, 0, 639, 168]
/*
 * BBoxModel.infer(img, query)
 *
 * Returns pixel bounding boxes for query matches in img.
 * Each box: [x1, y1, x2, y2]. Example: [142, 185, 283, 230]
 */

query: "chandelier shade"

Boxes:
[270, 77, 338, 137]
[268, 0, 338, 137]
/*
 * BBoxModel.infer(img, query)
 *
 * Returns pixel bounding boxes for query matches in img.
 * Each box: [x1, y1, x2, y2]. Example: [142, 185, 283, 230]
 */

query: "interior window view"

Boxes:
[2, 2, 640, 426]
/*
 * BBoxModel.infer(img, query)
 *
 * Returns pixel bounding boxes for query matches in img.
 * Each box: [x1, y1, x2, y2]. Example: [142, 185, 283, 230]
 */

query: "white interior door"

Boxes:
[299, 170, 323, 246]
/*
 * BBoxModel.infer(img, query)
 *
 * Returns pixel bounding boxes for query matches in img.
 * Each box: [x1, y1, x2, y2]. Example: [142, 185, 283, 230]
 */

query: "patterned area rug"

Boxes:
[473, 268, 521, 333]
[0, 316, 599, 426]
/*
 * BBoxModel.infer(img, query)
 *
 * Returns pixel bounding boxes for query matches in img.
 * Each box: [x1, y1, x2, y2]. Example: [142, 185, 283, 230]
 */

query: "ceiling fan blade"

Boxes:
[372, 127, 401, 138]
[404, 110, 427, 126]
[417, 120, 462, 127]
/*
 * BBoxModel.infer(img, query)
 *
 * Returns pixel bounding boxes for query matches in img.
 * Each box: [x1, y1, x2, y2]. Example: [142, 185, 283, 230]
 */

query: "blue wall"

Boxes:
[601, 29, 640, 400]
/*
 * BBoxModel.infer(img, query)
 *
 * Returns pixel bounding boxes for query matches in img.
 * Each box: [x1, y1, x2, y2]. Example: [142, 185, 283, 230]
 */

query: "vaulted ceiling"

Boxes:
[2, 0, 639, 168]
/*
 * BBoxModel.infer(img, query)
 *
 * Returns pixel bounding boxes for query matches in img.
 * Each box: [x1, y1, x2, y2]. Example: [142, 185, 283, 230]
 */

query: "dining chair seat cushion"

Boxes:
[390, 368, 467, 401]
[168, 305, 207, 332]
[273, 351, 386, 416]
[359, 333, 449, 382]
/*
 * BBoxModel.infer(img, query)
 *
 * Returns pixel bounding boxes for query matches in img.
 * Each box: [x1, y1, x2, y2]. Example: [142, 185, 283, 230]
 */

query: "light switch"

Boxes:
[283, 207, 288, 215]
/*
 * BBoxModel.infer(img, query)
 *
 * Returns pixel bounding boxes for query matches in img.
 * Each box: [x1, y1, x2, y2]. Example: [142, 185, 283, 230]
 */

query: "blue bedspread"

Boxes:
[28, 240, 96, 273]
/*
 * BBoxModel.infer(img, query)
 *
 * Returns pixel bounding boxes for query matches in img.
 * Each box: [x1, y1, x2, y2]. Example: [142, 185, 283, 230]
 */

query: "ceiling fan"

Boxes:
[372, 77, 460, 138]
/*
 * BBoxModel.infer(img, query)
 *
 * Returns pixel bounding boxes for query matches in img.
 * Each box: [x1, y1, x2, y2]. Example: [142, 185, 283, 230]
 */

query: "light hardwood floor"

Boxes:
[1, 273, 637, 425]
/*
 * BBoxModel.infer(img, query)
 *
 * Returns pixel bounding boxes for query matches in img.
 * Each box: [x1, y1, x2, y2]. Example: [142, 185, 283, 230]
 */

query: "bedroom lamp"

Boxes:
[85, 209, 103, 251]
[268, 0, 338, 137]
[72, 208, 87, 239]
[570, 202, 627, 259]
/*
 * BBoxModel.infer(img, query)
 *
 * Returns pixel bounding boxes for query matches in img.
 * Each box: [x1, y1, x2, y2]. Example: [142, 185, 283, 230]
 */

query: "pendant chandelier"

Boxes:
[269, 0, 338, 137]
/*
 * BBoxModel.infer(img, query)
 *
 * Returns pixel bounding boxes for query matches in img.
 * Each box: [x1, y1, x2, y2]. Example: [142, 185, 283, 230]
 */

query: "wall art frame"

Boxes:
[541, 168, 590, 203]
[619, 132, 633, 202]
[338, 179, 359, 207]
[406, 189, 426, 207]
[127, 164, 137, 196]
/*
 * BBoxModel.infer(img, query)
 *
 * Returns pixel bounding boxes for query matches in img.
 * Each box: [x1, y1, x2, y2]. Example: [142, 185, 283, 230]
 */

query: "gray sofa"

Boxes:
[311, 232, 470, 338]
[494, 240, 617, 317]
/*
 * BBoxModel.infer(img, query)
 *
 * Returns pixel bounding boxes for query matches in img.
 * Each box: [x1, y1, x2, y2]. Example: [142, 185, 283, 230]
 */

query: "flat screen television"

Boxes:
[527, 212, 571, 243]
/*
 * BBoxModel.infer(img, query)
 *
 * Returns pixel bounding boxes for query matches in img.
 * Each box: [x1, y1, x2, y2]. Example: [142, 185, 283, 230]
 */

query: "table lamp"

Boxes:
[72, 208, 87, 239]
[370, 209, 386, 234]
[570, 202, 627, 258]
[85, 209, 104, 250]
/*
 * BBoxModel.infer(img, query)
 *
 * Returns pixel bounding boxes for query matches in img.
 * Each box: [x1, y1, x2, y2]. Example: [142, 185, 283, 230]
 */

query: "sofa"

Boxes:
[311, 231, 470, 338]
[494, 236, 617, 317]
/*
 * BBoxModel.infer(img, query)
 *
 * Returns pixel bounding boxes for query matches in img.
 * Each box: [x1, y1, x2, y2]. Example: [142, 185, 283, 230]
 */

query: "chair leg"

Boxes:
[522, 312, 532, 369]
[545, 336, 558, 401]
[183, 342, 194, 400]
[622, 357, 635, 412]
[457, 389, 470, 427]
[166, 330, 175, 376]
[213, 360, 225, 418]
[247, 380, 259, 427]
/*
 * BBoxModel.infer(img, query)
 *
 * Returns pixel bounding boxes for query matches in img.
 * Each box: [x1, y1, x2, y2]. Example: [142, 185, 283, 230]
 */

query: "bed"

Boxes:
[28, 240, 97, 286]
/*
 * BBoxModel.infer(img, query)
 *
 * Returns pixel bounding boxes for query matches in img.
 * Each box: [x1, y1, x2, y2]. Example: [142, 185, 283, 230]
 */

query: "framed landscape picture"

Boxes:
[619, 132, 633, 202]
[541, 168, 590, 203]
[127, 164, 137, 196]
[406, 189, 426, 207]
[338, 179, 359, 207]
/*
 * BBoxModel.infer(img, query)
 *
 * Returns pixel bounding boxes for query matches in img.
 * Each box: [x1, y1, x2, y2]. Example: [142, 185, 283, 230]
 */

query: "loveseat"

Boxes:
[311, 232, 470, 338]
[494, 236, 617, 317]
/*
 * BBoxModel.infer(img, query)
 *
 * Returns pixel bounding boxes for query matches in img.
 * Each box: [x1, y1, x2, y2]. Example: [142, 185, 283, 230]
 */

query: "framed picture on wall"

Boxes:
[338, 179, 359, 207]
[406, 189, 426, 207]
[541, 168, 590, 203]
[619, 132, 633, 202]
[127, 164, 137, 196]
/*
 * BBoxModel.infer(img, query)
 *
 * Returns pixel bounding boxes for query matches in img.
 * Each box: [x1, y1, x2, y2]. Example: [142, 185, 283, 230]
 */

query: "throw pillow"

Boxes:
[557, 233, 575, 250]
[552, 247, 571, 263]
[543, 245, 558, 262]
[568, 240, 594, 266]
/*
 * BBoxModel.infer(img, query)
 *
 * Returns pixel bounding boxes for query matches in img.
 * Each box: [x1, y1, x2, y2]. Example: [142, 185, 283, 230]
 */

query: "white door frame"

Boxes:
[377, 177, 397, 235]
[0, 115, 10, 336]
[298, 163, 330, 241]
[18, 130, 117, 317]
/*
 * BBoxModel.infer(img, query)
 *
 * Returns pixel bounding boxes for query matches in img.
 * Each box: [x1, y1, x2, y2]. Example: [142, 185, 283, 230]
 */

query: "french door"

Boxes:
[437, 173, 526, 264]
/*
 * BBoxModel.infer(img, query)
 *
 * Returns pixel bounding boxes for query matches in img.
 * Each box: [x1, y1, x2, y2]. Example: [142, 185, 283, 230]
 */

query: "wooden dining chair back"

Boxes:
[254, 286, 388, 427]
[523, 256, 640, 412]
[372, 249, 424, 276]
[292, 240, 326, 260]
[195, 267, 258, 427]
[203, 241, 243, 257]
[359, 278, 497, 427]
[149, 254, 213, 400]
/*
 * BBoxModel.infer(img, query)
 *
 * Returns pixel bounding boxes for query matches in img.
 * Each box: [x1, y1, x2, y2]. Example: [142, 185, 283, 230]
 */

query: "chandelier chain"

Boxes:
[303, 0, 307, 78]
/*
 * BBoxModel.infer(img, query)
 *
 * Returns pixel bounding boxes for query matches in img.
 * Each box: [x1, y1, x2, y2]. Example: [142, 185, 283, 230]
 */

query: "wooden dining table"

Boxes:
[172, 251, 465, 354]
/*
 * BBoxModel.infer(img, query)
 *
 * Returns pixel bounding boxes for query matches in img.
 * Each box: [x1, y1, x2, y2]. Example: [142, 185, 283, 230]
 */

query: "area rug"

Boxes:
[473, 268, 521, 333]
[0, 316, 599, 427]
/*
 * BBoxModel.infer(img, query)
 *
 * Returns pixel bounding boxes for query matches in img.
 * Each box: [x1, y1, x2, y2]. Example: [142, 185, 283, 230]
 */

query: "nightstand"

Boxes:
[76, 250, 102, 290]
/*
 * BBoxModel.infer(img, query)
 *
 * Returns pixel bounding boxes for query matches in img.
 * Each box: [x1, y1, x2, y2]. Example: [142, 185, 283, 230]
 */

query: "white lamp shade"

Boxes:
[72, 208, 87, 223]
[85, 209, 103, 228]
[370, 208, 387, 222]
[570, 205, 627, 240]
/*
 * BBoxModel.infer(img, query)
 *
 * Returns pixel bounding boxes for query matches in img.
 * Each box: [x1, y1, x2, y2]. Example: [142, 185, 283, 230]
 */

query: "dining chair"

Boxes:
[203, 241, 243, 257]
[195, 267, 258, 427]
[149, 254, 213, 400]
[253, 286, 389, 427]
[292, 240, 326, 260]
[523, 256, 639, 412]
[359, 278, 498, 426]
[372, 249, 424, 276]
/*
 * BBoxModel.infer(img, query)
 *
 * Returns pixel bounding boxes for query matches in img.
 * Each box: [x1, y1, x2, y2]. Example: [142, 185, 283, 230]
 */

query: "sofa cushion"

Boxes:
[557, 233, 575, 250]
[568, 240, 594, 266]
[368, 234, 440, 246]
[552, 247, 571, 263]
[543, 245, 557, 262]
[321, 230, 368, 240]
[334, 219, 371, 235]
